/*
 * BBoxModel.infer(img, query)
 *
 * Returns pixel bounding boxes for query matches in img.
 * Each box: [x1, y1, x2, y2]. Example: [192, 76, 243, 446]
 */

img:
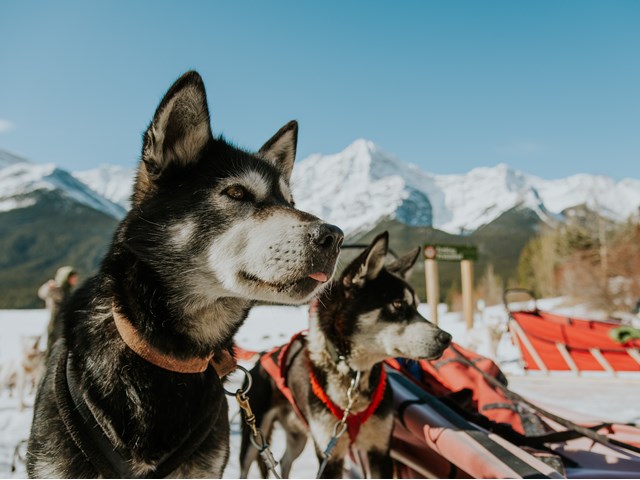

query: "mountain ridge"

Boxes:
[2, 143, 639, 236]
[1, 143, 638, 308]
[0, 160, 126, 219]
[292, 140, 640, 235]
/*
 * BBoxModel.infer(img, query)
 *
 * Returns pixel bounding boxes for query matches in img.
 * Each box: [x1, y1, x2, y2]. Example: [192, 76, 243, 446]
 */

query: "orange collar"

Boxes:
[309, 367, 387, 443]
[112, 306, 236, 376]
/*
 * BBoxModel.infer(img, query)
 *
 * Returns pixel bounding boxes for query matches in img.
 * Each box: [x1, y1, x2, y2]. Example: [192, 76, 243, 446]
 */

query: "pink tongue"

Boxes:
[308, 272, 328, 282]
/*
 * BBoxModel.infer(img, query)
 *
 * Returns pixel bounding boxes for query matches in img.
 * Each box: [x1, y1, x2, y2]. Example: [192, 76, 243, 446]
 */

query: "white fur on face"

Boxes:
[168, 219, 196, 247]
[348, 310, 444, 371]
[222, 170, 270, 200]
[204, 210, 330, 304]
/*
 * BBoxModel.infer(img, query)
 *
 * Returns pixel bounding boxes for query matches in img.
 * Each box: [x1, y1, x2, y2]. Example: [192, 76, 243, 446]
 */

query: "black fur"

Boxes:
[27, 71, 342, 478]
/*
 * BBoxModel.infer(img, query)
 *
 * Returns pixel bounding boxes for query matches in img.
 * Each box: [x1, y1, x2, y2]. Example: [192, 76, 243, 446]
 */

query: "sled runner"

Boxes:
[386, 344, 640, 478]
[504, 289, 640, 374]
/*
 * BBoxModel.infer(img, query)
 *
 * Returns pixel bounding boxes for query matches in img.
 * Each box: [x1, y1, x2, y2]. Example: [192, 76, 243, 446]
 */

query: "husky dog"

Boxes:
[239, 232, 452, 478]
[27, 71, 343, 478]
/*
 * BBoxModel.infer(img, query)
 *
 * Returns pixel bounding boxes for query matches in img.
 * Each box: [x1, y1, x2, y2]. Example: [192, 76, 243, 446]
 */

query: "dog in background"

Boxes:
[240, 232, 452, 478]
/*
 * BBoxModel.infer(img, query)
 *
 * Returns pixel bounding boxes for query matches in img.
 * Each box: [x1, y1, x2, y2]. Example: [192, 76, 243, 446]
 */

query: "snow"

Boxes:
[0, 162, 126, 219]
[2, 142, 639, 235]
[1, 301, 639, 478]
[292, 141, 640, 235]
[73, 165, 135, 211]
[0, 198, 36, 212]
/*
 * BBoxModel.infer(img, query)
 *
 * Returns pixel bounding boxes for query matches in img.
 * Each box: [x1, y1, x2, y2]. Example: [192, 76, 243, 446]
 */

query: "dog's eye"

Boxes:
[392, 300, 404, 310]
[224, 185, 247, 201]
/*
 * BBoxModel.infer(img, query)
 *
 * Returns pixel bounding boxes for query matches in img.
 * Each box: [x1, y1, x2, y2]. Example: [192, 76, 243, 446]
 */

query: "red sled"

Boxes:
[504, 289, 640, 374]
[504, 289, 640, 375]
[386, 343, 640, 478]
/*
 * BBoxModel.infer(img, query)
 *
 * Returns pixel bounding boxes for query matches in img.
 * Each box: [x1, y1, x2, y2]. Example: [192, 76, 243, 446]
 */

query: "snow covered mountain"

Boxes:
[0, 157, 126, 219]
[73, 165, 135, 210]
[2, 143, 639, 235]
[292, 140, 640, 235]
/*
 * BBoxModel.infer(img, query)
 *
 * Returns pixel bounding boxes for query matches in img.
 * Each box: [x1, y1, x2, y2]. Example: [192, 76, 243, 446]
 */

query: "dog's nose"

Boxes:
[437, 331, 452, 347]
[311, 223, 344, 252]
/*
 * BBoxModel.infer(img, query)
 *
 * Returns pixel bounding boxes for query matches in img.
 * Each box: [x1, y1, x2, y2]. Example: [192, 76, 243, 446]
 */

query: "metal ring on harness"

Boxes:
[222, 364, 252, 396]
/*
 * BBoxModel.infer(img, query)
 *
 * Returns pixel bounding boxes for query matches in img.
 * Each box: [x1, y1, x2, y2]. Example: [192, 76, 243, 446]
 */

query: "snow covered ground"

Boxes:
[1, 300, 638, 478]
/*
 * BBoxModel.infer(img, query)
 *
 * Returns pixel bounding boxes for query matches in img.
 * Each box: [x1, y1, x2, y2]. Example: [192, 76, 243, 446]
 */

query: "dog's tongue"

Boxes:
[308, 272, 328, 283]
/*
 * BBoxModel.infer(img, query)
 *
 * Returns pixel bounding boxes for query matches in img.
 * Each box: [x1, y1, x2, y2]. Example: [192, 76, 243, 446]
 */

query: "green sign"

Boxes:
[423, 244, 478, 262]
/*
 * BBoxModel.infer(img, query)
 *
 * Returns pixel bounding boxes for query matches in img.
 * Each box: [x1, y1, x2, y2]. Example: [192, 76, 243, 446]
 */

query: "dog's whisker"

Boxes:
[138, 216, 164, 227]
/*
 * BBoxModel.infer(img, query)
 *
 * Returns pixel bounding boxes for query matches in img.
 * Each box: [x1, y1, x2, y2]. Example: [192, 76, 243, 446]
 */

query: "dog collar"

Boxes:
[309, 366, 387, 443]
[112, 306, 236, 376]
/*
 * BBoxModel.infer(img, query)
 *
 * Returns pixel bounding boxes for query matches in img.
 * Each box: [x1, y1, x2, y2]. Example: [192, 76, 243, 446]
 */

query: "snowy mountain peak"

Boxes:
[345, 138, 375, 155]
[292, 140, 640, 235]
[73, 164, 135, 210]
[2, 143, 639, 236]
[292, 140, 434, 234]
[0, 161, 126, 218]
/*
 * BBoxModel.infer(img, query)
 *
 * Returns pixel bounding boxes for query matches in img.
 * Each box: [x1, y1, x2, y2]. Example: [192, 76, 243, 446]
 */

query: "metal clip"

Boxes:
[236, 390, 259, 438]
[223, 366, 281, 479]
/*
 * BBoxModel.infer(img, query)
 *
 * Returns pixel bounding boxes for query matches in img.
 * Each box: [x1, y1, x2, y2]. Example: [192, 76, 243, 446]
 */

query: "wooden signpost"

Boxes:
[423, 244, 478, 329]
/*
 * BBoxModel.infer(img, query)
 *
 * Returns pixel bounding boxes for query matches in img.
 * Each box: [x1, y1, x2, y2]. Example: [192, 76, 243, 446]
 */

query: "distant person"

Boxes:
[37, 266, 78, 352]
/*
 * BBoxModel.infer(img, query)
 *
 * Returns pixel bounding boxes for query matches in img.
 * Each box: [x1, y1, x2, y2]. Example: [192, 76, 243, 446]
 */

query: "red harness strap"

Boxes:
[309, 367, 387, 444]
[259, 331, 309, 426]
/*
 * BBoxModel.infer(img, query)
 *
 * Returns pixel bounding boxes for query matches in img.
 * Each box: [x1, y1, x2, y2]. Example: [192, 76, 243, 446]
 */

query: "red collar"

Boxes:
[112, 306, 236, 376]
[309, 367, 387, 443]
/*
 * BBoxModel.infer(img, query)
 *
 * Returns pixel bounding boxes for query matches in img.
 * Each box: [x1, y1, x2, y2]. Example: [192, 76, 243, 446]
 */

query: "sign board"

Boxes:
[423, 244, 478, 262]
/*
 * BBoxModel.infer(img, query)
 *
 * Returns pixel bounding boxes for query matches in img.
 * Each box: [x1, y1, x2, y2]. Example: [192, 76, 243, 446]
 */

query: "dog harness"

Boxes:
[309, 365, 387, 443]
[260, 304, 388, 444]
[53, 343, 224, 478]
[260, 330, 310, 425]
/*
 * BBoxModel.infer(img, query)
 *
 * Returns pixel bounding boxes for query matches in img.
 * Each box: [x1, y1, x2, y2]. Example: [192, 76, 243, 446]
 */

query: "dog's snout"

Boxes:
[311, 223, 344, 252]
[437, 331, 452, 347]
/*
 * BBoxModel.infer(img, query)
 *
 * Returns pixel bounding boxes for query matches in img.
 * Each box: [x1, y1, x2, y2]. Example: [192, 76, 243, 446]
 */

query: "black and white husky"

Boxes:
[27, 71, 343, 478]
[239, 232, 452, 479]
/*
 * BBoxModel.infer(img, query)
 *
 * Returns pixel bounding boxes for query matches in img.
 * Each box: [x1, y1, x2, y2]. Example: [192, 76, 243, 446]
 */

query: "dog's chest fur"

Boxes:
[27, 273, 235, 478]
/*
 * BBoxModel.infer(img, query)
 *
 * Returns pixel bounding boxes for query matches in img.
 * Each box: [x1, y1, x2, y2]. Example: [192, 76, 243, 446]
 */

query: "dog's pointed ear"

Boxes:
[387, 247, 421, 279]
[342, 232, 389, 289]
[134, 71, 212, 203]
[259, 120, 298, 182]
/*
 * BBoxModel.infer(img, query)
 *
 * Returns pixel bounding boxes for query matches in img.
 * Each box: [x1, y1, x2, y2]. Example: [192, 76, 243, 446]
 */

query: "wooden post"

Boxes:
[425, 258, 439, 325]
[461, 259, 474, 330]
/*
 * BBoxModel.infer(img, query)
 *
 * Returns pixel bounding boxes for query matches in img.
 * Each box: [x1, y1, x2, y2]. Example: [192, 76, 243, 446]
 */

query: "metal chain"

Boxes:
[316, 370, 361, 478]
[224, 365, 282, 479]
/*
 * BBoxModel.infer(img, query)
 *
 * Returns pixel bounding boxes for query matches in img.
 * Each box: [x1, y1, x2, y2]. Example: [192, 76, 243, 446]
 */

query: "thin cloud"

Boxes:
[0, 119, 14, 133]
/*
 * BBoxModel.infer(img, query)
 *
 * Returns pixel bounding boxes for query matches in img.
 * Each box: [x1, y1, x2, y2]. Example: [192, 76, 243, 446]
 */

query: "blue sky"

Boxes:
[0, 1, 638, 179]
